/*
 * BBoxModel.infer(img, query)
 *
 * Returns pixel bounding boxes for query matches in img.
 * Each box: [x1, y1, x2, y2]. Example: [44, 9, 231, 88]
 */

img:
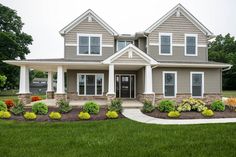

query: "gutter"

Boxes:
[222, 65, 233, 72]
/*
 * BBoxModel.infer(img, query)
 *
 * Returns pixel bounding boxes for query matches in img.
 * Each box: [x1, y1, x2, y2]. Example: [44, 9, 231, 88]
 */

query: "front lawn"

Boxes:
[0, 119, 236, 157]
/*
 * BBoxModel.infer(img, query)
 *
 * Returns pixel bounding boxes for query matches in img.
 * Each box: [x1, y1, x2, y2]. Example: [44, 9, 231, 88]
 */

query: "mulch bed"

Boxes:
[6, 106, 125, 122]
[144, 107, 236, 119]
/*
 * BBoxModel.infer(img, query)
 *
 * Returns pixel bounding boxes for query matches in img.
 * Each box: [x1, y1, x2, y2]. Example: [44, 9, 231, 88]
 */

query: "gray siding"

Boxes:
[149, 46, 208, 62]
[136, 67, 145, 94]
[148, 12, 208, 62]
[64, 17, 114, 60]
[138, 38, 146, 52]
[65, 46, 114, 61]
[152, 68, 221, 94]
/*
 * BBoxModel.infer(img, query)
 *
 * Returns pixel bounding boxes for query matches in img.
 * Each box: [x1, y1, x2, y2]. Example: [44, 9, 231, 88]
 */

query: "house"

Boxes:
[4, 4, 232, 105]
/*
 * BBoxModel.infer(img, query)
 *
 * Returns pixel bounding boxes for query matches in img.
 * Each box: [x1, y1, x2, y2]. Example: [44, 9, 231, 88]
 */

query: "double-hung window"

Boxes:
[77, 73, 104, 96]
[185, 34, 198, 56]
[163, 71, 177, 97]
[117, 40, 133, 51]
[159, 33, 172, 55]
[191, 72, 204, 97]
[77, 34, 102, 55]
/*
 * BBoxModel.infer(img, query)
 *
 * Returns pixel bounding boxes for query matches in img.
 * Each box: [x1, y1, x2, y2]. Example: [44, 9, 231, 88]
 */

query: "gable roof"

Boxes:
[102, 44, 159, 65]
[59, 9, 118, 36]
[145, 3, 213, 37]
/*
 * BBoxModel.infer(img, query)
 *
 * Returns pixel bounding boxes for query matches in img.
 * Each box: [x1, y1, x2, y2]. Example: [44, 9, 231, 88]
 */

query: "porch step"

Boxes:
[122, 100, 143, 108]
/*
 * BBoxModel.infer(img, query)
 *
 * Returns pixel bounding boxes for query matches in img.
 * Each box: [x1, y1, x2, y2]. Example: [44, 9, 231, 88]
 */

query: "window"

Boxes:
[77, 34, 102, 55]
[163, 72, 177, 97]
[159, 33, 172, 55]
[185, 34, 198, 56]
[117, 40, 133, 51]
[191, 72, 204, 97]
[77, 73, 104, 96]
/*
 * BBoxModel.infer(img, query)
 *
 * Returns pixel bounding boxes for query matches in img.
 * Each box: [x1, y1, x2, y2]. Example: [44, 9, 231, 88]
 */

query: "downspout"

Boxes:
[222, 65, 232, 72]
[143, 33, 149, 54]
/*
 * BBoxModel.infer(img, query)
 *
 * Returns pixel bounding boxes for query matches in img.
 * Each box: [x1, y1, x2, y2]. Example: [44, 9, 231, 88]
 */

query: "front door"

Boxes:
[115, 74, 135, 98]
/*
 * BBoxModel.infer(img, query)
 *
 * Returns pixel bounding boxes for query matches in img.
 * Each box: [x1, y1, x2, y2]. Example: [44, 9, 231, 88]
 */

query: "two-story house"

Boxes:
[5, 4, 232, 104]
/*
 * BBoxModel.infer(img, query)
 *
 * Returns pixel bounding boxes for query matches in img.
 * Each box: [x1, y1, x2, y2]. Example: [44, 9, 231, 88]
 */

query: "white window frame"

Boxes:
[116, 40, 134, 51]
[190, 72, 204, 98]
[77, 33, 102, 56]
[77, 73, 104, 96]
[159, 33, 172, 56]
[162, 71, 177, 98]
[185, 34, 198, 56]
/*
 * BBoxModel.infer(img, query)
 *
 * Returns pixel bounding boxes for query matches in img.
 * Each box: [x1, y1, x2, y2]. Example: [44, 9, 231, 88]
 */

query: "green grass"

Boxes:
[223, 90, 236, 97]
[0, 119, 236, 157]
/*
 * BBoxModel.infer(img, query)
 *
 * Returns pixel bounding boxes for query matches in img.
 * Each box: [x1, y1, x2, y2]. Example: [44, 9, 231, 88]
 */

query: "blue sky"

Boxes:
[1, 0, 236, 59]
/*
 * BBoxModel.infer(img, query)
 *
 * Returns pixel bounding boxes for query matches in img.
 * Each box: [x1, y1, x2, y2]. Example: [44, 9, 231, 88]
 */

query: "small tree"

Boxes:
[0, 75, 7, 87]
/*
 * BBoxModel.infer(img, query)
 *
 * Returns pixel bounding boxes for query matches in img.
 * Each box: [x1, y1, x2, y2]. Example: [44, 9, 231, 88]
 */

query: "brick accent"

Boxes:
[55, 93, 67, 102]
[106, 93, 116, 104]
[137, 93, 155, 103]
[18, 93, 31, 105]
[46, 91, 54, 99]
[203, 93, 222, 105]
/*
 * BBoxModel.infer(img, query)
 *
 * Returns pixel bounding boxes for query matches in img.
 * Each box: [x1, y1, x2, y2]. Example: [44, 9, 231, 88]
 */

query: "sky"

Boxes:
[1, 0, 236, 59]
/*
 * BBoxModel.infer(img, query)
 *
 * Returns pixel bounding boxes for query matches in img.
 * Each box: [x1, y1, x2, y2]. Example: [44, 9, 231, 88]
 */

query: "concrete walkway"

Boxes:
[122, 109, 236, 125]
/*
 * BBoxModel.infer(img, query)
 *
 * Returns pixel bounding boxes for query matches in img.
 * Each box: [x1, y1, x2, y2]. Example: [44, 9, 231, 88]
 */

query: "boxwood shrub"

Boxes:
[32, 102, 48, 115]
[211, 100, 225, 111]
[158, 100, 175, 112]
[83, 101, 100, 114]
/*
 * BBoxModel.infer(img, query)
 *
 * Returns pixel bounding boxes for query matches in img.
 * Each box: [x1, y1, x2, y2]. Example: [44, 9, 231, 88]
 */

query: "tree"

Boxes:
[0, 3, 33, 89]
[208, 33, 236, 90]
[0, 75, 7, 87]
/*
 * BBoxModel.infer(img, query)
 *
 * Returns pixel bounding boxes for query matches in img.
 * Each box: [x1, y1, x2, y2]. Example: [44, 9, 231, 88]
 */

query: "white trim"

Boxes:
[65, 43, 77, 46]
[145, 4, 213, 36]
[115, 74, 136, 99]
[102, 44, 159, 65]
[144, 65, 154, 94]
[77, 33, 102, 56]
[190, 72, 204, 98]
[77, 73, 104, 96]
[162, 71, 177, 98]
[47, 72, 54, 92]
[198, 44, 207, 47]
[116, 40, 134, 51]
[56, 66, 65, 94]
[19, 65, 30, 94]
[149, 43, 159, 46]
[102, 44, 114, 47]
[107, 64, 115, 95]
[60, 9, 118, 36]
[185, 34, 198, 56]
[172, 43, 184, 47]
[159, 33, 172, 56]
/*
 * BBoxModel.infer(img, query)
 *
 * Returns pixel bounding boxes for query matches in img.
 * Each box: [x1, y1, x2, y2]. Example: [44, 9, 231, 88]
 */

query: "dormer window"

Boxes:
[159, 33, 172, 55]
[117, 40, 133, 51]
[77, 34, 102, 55]
[185, 34, 198, 56]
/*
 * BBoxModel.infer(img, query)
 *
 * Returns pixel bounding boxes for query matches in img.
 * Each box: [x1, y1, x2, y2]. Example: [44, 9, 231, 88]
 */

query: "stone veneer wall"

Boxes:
[67, 92, 107, 100]
[137, 93, 222, 105]
[18, 93, 31, 105]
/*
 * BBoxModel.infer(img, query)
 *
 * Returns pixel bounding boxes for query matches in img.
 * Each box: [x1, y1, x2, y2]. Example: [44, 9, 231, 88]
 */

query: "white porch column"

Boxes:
[144, 65, 153, 94]
[107, 64, 115, 95]
[47, 71, 54, 92]
[56, 66, 65, 94]
[19, 65, 30, 93]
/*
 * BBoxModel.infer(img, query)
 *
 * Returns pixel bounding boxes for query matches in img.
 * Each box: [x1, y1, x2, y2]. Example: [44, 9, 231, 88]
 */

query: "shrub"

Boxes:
[211, 100, 225, 111]
[108, 98, 122, 113]
[142, 100, 154, 113]
[10, 100, 25, 115]
[167, 111, 180, 118]
[4, 99, 14, 109]
[177, 103, 191, 112]
[225, 98, 236, 109]
[83, 101, 100, 114]
[181, 98, 207, 112]
[202, 109, 214, 117]
[0, 111, 11, 119]
[106, 111, 119, 119]
[78, 112, 90, 120]
[32, 102, 48, 115]
[57, 99, 72, 113]
[31, 96, 42, 102]
[0, 101, 7, 111]
[24, 112, 37, 120]
[49, 112, 62, 120]
[158, 100, 175, 112]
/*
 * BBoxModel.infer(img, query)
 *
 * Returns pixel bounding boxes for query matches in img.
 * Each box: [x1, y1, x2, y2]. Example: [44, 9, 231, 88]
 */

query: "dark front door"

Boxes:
[115, 74, 135, 98]
[121, 76, 130, 98]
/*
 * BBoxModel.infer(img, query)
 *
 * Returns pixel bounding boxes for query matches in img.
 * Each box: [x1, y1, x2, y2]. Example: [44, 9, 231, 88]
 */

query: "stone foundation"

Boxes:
[106, 93, 116, 104]
[67, 92, 107, 100]
[18, 93, 31, 105]
[46, 91, 54, 99]
[55, 93, 67, 102]
[138, 93, 222, 105]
